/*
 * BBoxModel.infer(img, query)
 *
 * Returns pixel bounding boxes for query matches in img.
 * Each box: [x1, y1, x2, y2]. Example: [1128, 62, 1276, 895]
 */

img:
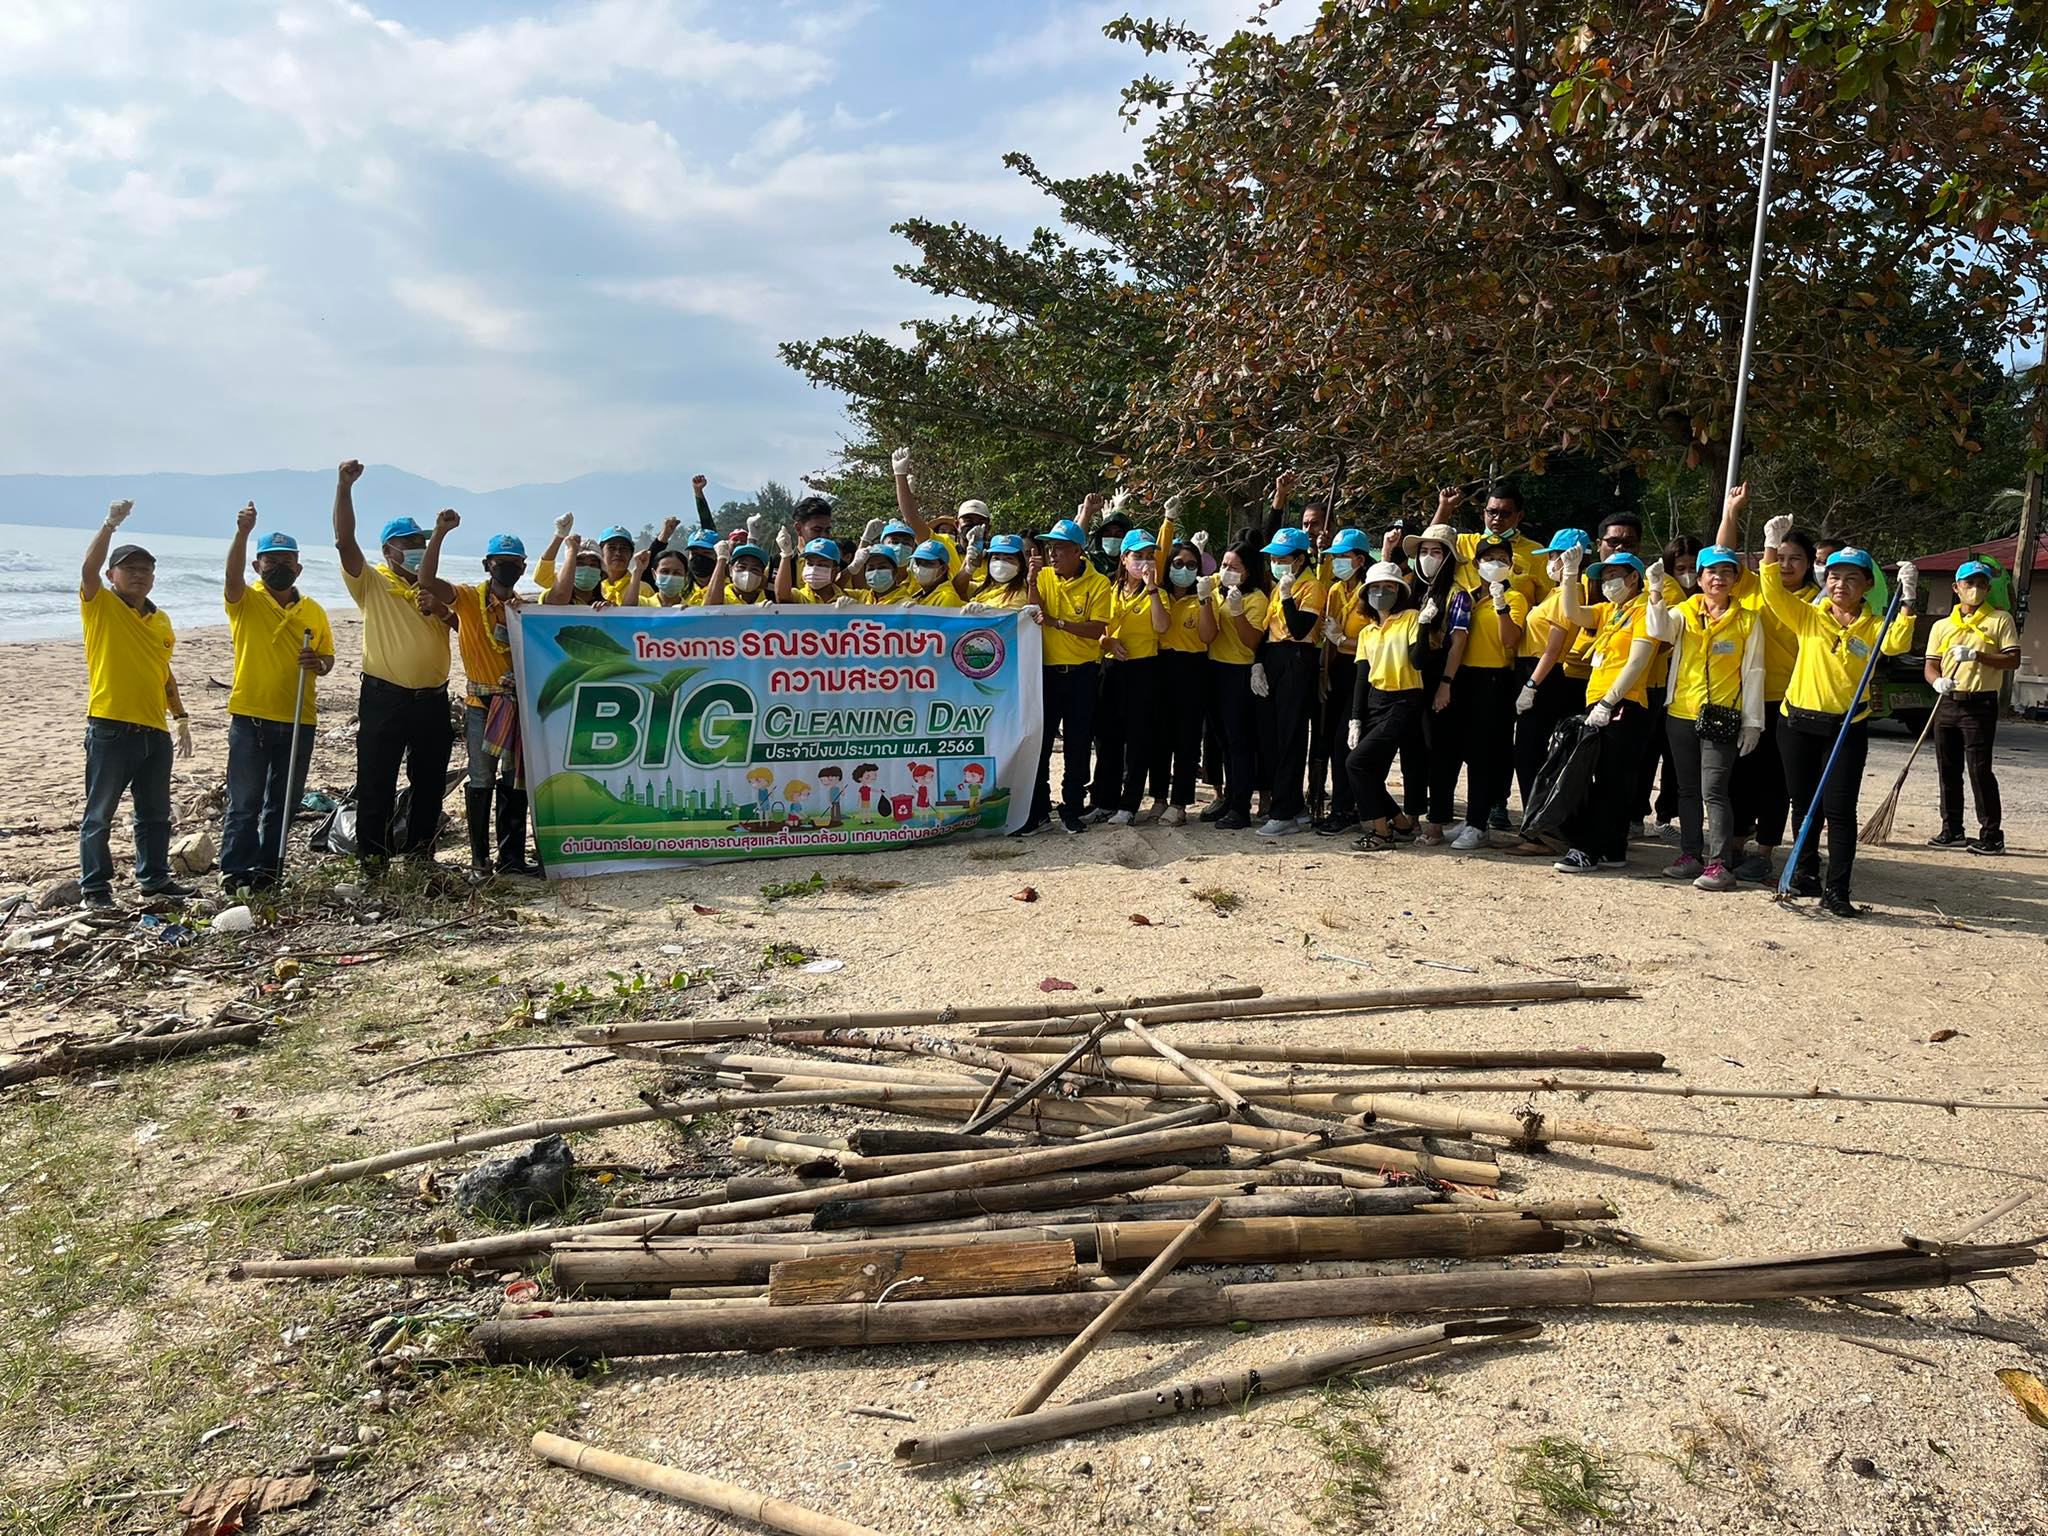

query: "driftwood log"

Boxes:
[766, 1239, 1078, 1305]
[2, 1023, 263, 1086]
[531, 1432, 884, 1536]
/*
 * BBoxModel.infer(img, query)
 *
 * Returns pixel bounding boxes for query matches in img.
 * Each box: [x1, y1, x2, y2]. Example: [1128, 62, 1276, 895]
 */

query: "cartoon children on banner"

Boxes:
[908, 763, 935, 814]
[957, 762, 987, 813]
[853, 764, 880, 820]
[783, 778, 810, 828]
[817, 766, 846, 827]
[746, 765, 775, 826]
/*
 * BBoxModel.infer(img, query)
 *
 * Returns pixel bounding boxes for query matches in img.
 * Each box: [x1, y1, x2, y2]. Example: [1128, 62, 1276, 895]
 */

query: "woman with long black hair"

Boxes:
[1343, 561, 1426, 851]
[1391, 521, 1470, 845]
[1196, 542, 1271, 831]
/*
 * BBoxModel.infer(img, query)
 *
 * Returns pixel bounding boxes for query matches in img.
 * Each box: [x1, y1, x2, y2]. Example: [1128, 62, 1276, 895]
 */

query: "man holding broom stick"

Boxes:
[1925, 560, 2019, 856]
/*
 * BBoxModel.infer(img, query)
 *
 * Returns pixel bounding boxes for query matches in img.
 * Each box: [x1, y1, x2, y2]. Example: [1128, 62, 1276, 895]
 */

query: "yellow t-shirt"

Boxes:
[226, 586, 335, 724]
[1461, 587, 1529, 670]
[1456, 532, 1551, 596]
[1665, 597, 1756, 722]
[1759, 561, 1914, 720]
[1928, 605, 2019, 695]
[448, 582, 519, 703]
[909, 580, 965, 609]
[1034, 565, 1113, 666]
[342, 562, 451, 690]
[600, 574, 659, 608]
[968, 578, 1033, 609]
[1521, 590, 1589, 677]
[1206, 588, 1269, 666]
[81, 586, 175, 728]
[1731, 567, 1804, 703]
[1160, 591, 1206, 653]
[1581, 595, 1654, 708]
[1265, 574, 1326, 643]
[1353, 609, 1423, 692]
[790, 585, 839, 604]
[1104, 585, 1164, 660]
[1327, 580, 1368, 644]
[863, 578, 917, 605]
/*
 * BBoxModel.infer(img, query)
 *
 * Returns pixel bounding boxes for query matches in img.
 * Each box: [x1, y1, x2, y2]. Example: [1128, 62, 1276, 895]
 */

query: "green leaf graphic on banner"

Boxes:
[554, 624, 632, 664]
[973, 678, 1004, 697]
[651, 667, 703, 700]
[539, 656, 650, 715]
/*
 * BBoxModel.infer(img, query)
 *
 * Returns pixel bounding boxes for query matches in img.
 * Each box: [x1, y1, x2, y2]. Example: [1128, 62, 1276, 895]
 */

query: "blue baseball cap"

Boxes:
[867, 541, 904, 566]
[254, 531, 299, 555]
[987, 533, 1025, 557]
[1540, 529, 1594, 554]
[912, 538, 951, 565]
[731, 543, 768, 564]
[1262, 527, 1312, 558]
[1955, 559, 1993, 582]
[1695, 544, 1741, 571]
[882, 519, 916, 540]
[1588, 552, 1646, 579]
[597, 524, 634, 545]
[378, 516, 425, 545]
[801, 537, 843, 562]
[484, 533, 526, 558]
[1825, 548, 1875, 576]
[685, 527, 720, 551]
[1328, 529, 1373, 557]
[1040, 518, 1086, 546]
[1119, 529, 1158, 554]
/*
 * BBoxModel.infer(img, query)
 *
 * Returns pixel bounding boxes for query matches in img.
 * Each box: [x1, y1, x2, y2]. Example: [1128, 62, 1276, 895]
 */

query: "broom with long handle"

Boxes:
[1859, 656, 1953, 845]
[1776, 586, 1905, 898]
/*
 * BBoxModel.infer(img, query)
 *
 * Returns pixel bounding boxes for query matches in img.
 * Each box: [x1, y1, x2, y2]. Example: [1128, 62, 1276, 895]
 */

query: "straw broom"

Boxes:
[1860, 660, 1951, 845]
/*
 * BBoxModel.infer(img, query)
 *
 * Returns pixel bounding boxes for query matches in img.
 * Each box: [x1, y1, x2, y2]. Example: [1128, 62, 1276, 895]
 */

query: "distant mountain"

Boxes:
[0, 468, 756, 540]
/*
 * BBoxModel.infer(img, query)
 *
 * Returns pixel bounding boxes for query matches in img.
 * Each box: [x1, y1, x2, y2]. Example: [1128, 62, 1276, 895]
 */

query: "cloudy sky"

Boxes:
[1, 1, 1301, 492]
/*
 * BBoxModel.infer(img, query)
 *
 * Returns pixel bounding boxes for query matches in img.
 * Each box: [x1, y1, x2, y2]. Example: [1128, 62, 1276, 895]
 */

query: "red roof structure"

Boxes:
[1911, 532, 2048, 574]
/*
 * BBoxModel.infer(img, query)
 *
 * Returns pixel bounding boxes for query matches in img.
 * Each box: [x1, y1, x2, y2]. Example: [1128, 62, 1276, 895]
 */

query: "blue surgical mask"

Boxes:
[574, 565, 602, 592]
[866, 567, 896, 592]
[655, 574, 687, 595]
[1168, 565, 1198, 589]
[1331, 557, 1357, 582]
[399, 548, 425, 573]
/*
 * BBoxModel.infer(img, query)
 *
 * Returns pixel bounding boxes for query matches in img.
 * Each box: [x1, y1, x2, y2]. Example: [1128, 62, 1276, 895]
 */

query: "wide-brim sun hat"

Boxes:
[1364, 560, 1405, 586]
[1401, 522, 1460, 559]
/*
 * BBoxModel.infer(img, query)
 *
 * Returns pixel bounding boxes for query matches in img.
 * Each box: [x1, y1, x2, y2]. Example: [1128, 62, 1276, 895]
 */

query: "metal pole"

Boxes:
[1723, 56, 1786, 545]
[2012, 371, 2044, 632]
[275, 628, 313, 887]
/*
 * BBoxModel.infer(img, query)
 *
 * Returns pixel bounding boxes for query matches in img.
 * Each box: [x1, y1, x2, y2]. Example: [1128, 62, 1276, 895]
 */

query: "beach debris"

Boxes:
[36, 877, 82, 911]
[531, 1432, 885, 1536]
[1998, 1368, 2048, 1431]
[453, 1135, 574, 1223]
[170, 829, 216, 877]
[212, 905, 256, 934]
[1, 1022, 263, 1087]
[175, 1473, 316, 1536]
[1012, 886, 1038, 902]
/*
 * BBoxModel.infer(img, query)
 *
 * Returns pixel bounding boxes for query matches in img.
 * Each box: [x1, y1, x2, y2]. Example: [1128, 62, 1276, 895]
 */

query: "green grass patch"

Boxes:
[1510, 1436, 1638, 1530]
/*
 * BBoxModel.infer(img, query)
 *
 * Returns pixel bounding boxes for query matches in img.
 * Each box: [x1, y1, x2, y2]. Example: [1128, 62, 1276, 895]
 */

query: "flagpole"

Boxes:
[1725, 55, 1785, 546]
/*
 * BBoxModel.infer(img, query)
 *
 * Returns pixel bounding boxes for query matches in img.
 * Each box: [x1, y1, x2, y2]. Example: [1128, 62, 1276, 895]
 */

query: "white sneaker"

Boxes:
[1255, 817, 1299, 837]
[1451, 824, 1486, 851]
[1108, 810, 1134, 827]
[1160, 806, 1187, 827]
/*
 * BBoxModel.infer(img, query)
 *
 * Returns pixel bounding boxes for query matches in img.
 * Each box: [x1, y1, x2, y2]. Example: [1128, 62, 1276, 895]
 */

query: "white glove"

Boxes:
[1163, 494, 1182, 520]
[1223, 587, 1244, 616]
[1196, 573, 1218, 601]
[1516, 684, 1537, 715]
[1559, 544, 1584, 577]
[861, 517, 884, 544]
[746, 514, 763, 544]
[1933, 676, 1958, 696]
[891, 446, 912, 478]
[1275, 569, 1296, 597]
[1321, 615, 1346, 646]
[1190, 530, 1210, 551]
[1417, 597, 1439, 625]
[1109, 490, 1131, 519]
[775, 527, 794, 557]
[553, 512, 573, 537]
[1585, 700, 1614, 730]
[846, 545, 871, 572]
[1346, 719, 1363, 751]
[1645, 558, 1666, 593]
[1249, 662, 1270, 699]
[832, 596, 861, 609]
[1023, 605, 1045, 626]
[175, 719, 194, 759]
[106, 499, 134, 527]
[1762, 514, 1792, 549]
[1488, 579, 1507, 604]
[1897, 561, 1918, 601]
[1946, 644, 1975, 665]
[1738, 725, 1761, 757]
[967, 527, 986, 556]
[962, 602, 993, 614]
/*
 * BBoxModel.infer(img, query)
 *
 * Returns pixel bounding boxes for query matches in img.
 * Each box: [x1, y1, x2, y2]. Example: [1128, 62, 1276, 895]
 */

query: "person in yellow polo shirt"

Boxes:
[1448, 532, 1529, 852]
[1440, 482, 1550, 596]
[955, 533, 1034, 607]
[701, 539, 774, 607]
[1925, 558, 2019, 855]
[221, 506, 335, 892]
[1147, 536, 1209, 825]
[1515, 529, 1596, 808]
[591, 524, 661, 607]
[1758, 510, 1918, 915]
[1025, 518, 1111, 835]
[1552, 545, 1659, 874]
[76, 500, 192, 907]
[1087, 530, 1168, 826]
[1342, 561, 1426, 850]
[1255, 526, 1326, 837]
[333, 460, 456, 870]
[905, 540, 964, 608]
[1195, 544, 1271, 829]
[858, 543, 917, 604]
[776, 534, 853, 604]
[1311, 529, 1374, 834]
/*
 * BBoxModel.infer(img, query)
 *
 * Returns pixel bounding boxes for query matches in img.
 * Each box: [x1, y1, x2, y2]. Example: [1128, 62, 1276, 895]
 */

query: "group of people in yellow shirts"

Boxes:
[72, 457, 2019, 915]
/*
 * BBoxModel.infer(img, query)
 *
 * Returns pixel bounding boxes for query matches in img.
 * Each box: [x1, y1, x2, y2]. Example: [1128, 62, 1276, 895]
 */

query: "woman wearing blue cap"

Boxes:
[1925, 559, 2017, 855]
[775, 532, 854, 604]
[1645, 545, 1764, 890]
[1311, 529, 1374, 834]
[1758, 510, 1917, 915]
[1253, 525, 1326, 837]
[956, 533, 1033, 607]
[701, 536, 773, 606]
[906, 539, 964, 607]
[1024, 517, 1112, 835]
[1085, 530, 1168, 825]
[1551, 542, 1658, 873]
[858, 541, 915, 604]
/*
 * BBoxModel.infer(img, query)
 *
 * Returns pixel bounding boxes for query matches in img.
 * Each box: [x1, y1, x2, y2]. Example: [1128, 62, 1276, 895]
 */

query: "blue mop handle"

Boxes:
[1776, 585, 1905, 895]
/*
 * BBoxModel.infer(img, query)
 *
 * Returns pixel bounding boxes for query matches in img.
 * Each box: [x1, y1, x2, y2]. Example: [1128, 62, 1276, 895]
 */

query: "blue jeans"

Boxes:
[79, 718, 172, 897]
[222, 713, 315, 882]
[466, 701, 515, 788]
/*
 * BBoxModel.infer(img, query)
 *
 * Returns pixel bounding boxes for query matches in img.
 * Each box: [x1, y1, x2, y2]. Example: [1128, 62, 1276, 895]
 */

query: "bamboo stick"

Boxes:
[978, 1040, 1668, 1071]
[2, 1023, 263, 1086]
[217, 1085, 981, 1204]
[963, 1022, 1115, 1135]
[477, 1243, 2034, 1361]
[959, 1066, 1008, 1130]
[410, 1122, 1235, 1266]
[970, 980, 1635, 1038]
[901, 1319, 1543, 1465]
[531, 1432, 884, 1536]
[1342, 1079, 2046, 1116]
[553, 1228, 1076, 1291]
[812, 1166, 1188, 1230]
[1121, 1019, 1255, 1119]
[228, 1256, 442, 1279]
[811, 1190, 1454, 1238]
[1071, 1103, 1227, 1141]
[579, 986, 1267, 1045]
[848, 1128, 1031, 1156]
[767, 1240, 1078, 1305]
[1008, 1200, 1224, 1415]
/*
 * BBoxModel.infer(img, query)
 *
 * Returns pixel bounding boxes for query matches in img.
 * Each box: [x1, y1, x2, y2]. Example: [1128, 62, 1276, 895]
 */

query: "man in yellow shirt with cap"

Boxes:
[1925, 558, 2020, 855]
[222, 504, 334, 892]
[1024, 517, 1111, 835]
[75, 499, 193, 907]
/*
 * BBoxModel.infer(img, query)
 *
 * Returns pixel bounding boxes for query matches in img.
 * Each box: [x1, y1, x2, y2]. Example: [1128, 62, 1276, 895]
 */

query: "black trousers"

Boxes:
[1733, 704, 1788, 848]
[1264, 642, 1319, 820]
[1032, 662, 1099, 821]
[1319, 655, 1358, 819]
[1346, 688, 1422, 823]
[1934, 691, 2001, 836]
[1406, 665, 1461, 826]
[1149, 651, 1208, 806]
[1089, 656, 1160, 813]
[1455, 666, 1517, 830]
[1562, 702, 1651, 863]
[1211, 661, 1260, 816]
[1633, 685, 1672, 822]
[356, 675, 454, 863]
[1515, 669, 1582, 808]
[1780, 715, 1869, 898]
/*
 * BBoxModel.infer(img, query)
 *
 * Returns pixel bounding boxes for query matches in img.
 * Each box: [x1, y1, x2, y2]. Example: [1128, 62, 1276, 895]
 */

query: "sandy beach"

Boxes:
[2, 622, 2045, 1535]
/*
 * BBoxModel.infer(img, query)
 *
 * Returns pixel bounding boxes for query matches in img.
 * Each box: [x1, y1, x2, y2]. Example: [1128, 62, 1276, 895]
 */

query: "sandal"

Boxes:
[1352, 833, 1396, 852]
[1417, 823, 1445, 846]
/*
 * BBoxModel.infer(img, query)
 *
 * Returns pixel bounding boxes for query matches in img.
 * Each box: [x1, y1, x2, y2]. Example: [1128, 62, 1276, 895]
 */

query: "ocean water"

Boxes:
[0, 522, 498, 644]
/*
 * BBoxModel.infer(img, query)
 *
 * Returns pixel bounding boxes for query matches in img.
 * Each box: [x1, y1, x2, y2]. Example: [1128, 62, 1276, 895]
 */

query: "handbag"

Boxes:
[1690, 608, 1743, 744]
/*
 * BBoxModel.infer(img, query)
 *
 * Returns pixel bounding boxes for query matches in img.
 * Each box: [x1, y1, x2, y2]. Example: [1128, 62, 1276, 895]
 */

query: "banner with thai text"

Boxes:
[508, 604, 1042, 875]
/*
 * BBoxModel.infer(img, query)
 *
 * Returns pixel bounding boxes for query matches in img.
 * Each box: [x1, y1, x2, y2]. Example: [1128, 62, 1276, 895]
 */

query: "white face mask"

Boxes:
[1602, 576, 1632, 604]
[803, 564, 834, 590]
[1366, 585, 1396, 613]
[1546, 558, 1563, 584]
[1218, 569, 1243, 589]
[1478, 560, 1511, 584]
[988, 558, 1019, 584]
[914, 562, 946, 589]
[1417, 552, 1443, 580]
[1331, 557, 1357, 582]
[732, 568, 763, 594]
[1678, 570, 1697, 591]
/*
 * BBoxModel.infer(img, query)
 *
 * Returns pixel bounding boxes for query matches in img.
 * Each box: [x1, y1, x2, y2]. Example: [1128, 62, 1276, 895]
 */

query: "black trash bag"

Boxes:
[1520, 714, 1601, 849]
[307, 787, 435, 856]
[454, 1134, 574, 1223]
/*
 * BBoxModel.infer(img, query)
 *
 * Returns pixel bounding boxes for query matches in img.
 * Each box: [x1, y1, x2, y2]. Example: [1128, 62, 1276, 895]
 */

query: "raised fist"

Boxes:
[746, 513, 764, 543]
[337, 461, 364, 486]
[658, 515, 681, 542]
[1488, 578, 1507, 603]
[1559, 544, 1584, 577]
[1163, 493, 1182, 521]
[235, 502, 257, 533]
[1435, 485, 1460, 516]
[1197, 573, 1218, 601]
[891, 446, 913, 478]
[861, 518, 884, 544]
[106, 499, 134, 527]
[435, 507, 460, 534]
[691, 474, 707, 493]
[1725, 482, 1748, 519]
[564, 533, 583, 553]
[1897, 561, 1918, 601]
[1274, 469, 1298, 499]
[1223, 586, 1244, 616]
[632, 546, 651, 573]
[1080, 491, 1104, 520]
[1762, 514, 1792, 549]
[1644, 558, 1665, 593]
[554, 512, 574, 537]
[1190, 530, 1210, 551]
[775, 527, 795, 557]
